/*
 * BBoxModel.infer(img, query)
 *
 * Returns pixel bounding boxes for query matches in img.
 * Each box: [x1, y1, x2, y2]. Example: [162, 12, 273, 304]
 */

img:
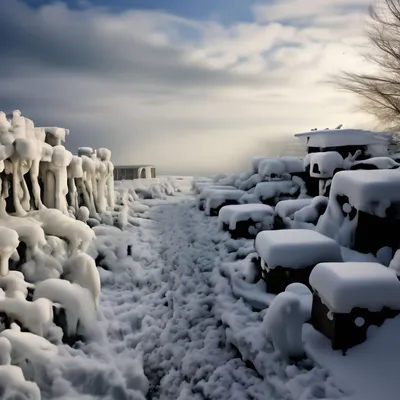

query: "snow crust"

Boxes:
[255, 229, 342, 269]
[352, 157, 399, 170]
[310, 262, 400, 312]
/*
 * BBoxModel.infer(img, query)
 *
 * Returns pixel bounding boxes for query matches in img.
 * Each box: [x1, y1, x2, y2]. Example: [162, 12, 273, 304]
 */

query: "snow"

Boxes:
[258, 157, 304, 178]
[0, 365, 41, 400]
[275, 198, 313, 219]
[308, 151, 344, 178]
[295, 129, 389, 148]
[309, 262, 400, 312]
[352, 156, 399, 169]
[254, 181, 298, 202]
[0, 226, 19, 276]
[33, 278, 96, 336]
[263, 291, 307, 359]
[218, 204, 275, 230]
[326, 169, 400, 215]
[255, 229, 342, 269]
[204, 189, 245, 215]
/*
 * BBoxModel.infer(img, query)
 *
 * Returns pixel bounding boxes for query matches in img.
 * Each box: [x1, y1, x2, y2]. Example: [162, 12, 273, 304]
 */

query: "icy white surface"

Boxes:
[275, 198, 313, 219]
[308, 151, 344, 178]
[218, 204, 275, 230]
[310, 262, 400, 312]
[255, 229, 342, 269]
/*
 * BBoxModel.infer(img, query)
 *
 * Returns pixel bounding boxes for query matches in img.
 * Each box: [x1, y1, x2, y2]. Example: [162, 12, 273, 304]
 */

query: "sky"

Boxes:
[0, 0, 377, 175]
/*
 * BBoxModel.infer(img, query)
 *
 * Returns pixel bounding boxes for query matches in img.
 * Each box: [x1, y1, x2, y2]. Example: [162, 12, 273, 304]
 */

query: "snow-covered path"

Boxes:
[105, 198, 269, 399]
[38, 190, 345, 400]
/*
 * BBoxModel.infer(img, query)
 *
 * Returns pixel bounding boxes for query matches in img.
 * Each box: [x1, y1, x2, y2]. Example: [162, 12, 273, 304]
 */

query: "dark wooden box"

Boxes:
[311, 293, 400, 352]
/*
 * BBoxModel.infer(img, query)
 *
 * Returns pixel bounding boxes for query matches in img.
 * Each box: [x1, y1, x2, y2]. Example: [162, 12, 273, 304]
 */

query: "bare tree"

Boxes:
[335, 0, 400, 133]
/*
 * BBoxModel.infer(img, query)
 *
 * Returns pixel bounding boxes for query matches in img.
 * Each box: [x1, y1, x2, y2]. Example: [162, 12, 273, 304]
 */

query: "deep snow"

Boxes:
[15, 176, 400, 400]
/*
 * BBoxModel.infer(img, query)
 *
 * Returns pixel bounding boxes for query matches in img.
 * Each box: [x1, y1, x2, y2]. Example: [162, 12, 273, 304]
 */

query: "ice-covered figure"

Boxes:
[62, 251, 101, 308]
[0, 226, 19, 276]
[263, 292, 307, 359]
[67, 155, 83, 212]
[41, 145, 73, 214]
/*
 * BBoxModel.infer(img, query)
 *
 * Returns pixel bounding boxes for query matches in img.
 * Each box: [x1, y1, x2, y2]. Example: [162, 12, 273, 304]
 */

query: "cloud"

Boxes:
[0, 0, 376, 175]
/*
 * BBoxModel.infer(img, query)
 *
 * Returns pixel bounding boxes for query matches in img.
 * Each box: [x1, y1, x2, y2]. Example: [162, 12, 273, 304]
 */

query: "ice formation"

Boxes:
[0, 110, 118, 398]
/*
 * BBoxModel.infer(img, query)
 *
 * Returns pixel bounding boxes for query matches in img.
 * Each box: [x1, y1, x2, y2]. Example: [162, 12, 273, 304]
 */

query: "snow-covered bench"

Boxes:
[218, 204, 278, 239]
[255, 229, 342, 294]
[204, 190, 245, 216]
[309, 262, 400, 352]
[318, 170, 400, 254]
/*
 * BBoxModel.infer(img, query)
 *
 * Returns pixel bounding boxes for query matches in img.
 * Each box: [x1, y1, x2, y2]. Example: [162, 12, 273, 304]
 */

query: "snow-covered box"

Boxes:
[309, 262, 400, 351]
[204, 189, 245, 216]
[254, 181, 299, 206]
[218, 204, 278, 239]
[254, 229, 342, 294]
[295, 128, 389, 159]
[304, 151, 344, 197]
[323, 169, 400, 254]
[196, 185, 237, 210]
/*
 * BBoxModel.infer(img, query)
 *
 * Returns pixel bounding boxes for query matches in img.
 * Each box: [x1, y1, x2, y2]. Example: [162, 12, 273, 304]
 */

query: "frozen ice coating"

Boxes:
[275, 198, 313, 219]
[0, 298, 53, 336]
[0, 365, 41, 400]
[0, 328, 57, 365]
[218, 204, 275, 230]
[62, 252, 101, 308]
[328, 169, 400, 215]
[78, 147, 94, 157]
[255, 229, 342, 269]
[0, 273, 33, 299]
[308, 151, 344, 178]
[33, 279, 96, 336]
[310, 262, 400, 313]
[32, 209, 95, 254]
[0, 226, 19, 276]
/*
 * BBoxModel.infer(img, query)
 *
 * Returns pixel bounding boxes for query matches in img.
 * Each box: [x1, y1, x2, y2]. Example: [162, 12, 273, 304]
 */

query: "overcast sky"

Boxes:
[0, 0, 376, 175]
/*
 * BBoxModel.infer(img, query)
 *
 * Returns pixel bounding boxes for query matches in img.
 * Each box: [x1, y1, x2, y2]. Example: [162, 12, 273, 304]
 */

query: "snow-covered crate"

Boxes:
[218, 204, 280, 239]
[254, 229, 342, 294]
[254, 181, 299, 206]
[332, 170, 400, 254]
[295, 128, 389, 159]
[204, 190, 245, 216]
[196, 185, 237, 210]
[309, 262, 400, 352]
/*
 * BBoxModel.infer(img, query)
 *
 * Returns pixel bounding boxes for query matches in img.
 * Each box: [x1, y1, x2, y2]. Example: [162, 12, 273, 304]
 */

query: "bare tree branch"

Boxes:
[333, 0, 400, 132]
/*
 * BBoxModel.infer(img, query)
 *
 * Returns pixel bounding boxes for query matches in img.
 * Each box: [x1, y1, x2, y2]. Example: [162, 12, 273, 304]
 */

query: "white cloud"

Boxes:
[0, 0, 378, 175]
